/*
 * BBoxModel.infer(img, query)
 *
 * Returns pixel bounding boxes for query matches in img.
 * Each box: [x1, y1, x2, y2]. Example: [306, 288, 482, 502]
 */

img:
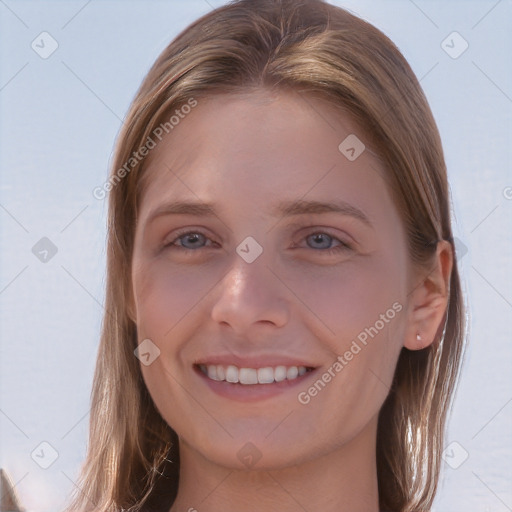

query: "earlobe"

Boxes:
[404, 240, 453, 351]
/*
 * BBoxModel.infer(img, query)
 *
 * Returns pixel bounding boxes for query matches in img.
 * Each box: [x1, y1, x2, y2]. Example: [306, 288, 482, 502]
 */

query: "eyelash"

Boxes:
[162, 228, 352, 256]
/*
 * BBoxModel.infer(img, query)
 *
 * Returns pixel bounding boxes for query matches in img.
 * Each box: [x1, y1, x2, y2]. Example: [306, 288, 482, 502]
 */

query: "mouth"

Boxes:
[193, 362, 318, 402]
[197, 363, 315, 385]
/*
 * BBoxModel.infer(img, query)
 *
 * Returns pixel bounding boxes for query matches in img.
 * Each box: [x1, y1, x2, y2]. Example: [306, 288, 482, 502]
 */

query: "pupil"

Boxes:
[312, 233, 330, 248]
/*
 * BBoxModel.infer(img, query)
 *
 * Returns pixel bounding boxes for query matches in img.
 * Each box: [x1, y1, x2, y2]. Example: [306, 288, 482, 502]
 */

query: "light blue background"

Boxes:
[1, 0, 511, 510]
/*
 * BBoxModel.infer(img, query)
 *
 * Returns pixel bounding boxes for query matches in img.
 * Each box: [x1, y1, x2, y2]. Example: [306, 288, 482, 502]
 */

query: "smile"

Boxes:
[197, 364, 314, 385]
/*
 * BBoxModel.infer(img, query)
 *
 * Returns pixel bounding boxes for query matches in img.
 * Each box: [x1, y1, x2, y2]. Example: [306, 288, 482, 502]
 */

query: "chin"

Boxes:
[180, 425, 322, 472]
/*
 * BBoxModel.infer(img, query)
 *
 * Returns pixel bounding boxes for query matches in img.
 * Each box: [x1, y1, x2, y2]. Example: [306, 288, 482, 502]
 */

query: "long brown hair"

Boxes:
[68, 1, 466, 510]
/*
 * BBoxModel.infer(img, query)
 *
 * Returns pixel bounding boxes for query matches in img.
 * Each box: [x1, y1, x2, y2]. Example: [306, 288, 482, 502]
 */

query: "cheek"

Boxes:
[288, 256, 408, 351]
[132, 263, 208, 429]
[132, 260, 215, 339]
[292, 263, 407, 436]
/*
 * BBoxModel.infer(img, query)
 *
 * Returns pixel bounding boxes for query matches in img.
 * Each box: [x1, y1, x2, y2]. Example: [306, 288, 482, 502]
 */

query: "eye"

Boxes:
[301, 231, 352, 255]
[162, 228, 352, 256]
[163, 229, 216, 252]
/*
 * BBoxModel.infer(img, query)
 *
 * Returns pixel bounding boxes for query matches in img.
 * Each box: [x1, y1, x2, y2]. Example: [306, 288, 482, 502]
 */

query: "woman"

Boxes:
[69, 0, 466, 510]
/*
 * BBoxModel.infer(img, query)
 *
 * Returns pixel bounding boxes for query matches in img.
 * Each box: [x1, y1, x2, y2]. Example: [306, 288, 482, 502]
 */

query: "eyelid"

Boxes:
[294, 230, 354, 253]
[162, 225, 355, 254]
[293, 225, 355, 246]
[162, 227, 217, 249]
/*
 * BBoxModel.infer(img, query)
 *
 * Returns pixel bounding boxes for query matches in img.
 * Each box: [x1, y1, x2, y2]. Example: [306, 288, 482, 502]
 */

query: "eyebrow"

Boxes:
[145, 199, 372, 227]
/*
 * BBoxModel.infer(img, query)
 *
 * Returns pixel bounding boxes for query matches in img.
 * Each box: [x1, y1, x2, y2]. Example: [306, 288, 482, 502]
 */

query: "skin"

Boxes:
[129, 90, 452, 512]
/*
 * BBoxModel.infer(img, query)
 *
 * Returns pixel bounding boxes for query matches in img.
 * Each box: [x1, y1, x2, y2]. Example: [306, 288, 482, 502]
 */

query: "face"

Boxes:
[130, 90, 414, 470]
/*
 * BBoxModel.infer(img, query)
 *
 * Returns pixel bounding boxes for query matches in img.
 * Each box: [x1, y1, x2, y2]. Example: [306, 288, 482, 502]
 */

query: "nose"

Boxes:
[210, 250, 290, 335]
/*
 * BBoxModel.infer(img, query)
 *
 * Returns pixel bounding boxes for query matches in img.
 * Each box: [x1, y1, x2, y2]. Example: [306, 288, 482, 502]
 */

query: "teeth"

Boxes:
[226, 365, 239, 383]
[207, 365, 220, 381]
[199, 364, 310, 384]
[286, 366, 298, 380]
[257, 367, 274, 384]
[239, 368, 258, 385]
[274, 365, 287, 382]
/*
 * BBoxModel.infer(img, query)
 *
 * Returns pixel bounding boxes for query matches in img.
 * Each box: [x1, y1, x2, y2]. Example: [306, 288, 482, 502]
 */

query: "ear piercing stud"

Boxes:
[416, 333, 422, 342]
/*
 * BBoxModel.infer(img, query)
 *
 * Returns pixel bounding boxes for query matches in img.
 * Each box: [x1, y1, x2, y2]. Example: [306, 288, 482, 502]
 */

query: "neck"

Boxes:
[169, 415, 380, 512]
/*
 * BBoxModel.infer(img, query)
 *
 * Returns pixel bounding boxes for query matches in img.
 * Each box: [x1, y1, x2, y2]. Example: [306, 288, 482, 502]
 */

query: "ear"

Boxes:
[404, 240, 453, 350]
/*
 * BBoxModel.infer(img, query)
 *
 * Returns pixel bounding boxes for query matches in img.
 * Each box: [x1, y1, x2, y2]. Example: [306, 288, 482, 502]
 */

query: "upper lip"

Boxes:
[194, 354, 318, 369]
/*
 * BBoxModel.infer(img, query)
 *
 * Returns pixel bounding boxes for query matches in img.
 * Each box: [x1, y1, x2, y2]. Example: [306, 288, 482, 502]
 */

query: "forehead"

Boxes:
[137, 90, 390, 223]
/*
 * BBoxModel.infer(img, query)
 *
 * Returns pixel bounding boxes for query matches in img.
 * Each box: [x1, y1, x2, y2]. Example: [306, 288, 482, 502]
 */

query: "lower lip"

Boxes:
[194, 366, 318, 402]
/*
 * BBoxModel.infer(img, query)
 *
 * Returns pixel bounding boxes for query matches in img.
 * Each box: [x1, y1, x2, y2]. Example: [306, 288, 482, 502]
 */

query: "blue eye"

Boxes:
[304, 232, 351, 254]
[163, 229, 351, 255]
[165, 230, 213, 251]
